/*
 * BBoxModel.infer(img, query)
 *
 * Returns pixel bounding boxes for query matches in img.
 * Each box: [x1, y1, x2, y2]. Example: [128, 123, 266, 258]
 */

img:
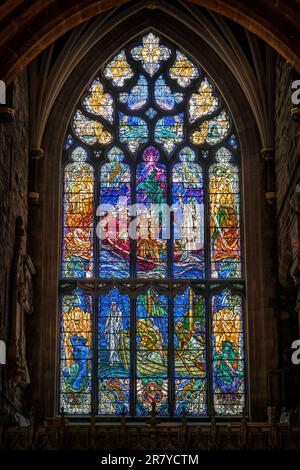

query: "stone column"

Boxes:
[290, 185, 300, 335]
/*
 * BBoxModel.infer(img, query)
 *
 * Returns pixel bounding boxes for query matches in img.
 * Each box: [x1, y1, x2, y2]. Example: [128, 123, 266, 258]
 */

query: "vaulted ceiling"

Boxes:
[0, 0, 300, 84]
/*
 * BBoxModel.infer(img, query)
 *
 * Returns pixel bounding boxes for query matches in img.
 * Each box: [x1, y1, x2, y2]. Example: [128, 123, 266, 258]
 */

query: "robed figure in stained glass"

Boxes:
[104, 301, 123, 366]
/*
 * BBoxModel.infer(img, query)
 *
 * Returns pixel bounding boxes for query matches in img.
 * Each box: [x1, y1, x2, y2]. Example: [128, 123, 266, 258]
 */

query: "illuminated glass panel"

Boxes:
[120, 75, 148, 110]
[172, 147, 204, 279]
[73, 110, 112, 145]
[62, 147, 94, 278]
[98, 289, 130, 415]
[174, 288, 207, 415]
[209, 148, 241, 279]
[131, 32, 171, 76]
[103, 50, 134, 86]
[154, 114, 184, 154]
[99, 147, 131, 278]
[83, 79, 113, 123]
[136, 290, 168, 415]
[119, 112, 148, 153]
[145, 107, 157, 119]
[60, 290, 92, 414]
[169, 51, 198, 87]
[136, 147, 167, 278]
[65, 134, 75, 149]
[189, 78, 219, 122]
[191, 110, 230, 145]
[228, 134, 238, 150]
[212, 290, 245, 415]
[154, 76, 183, 110]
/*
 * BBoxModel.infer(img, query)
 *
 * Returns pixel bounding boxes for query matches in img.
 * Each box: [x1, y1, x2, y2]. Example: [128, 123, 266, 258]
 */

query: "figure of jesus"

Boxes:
[104, 301, 123, 365]
[177, 192, 200, 261]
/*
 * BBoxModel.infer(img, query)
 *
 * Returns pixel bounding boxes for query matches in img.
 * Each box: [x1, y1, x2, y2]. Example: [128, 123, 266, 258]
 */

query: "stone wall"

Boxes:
[0, 72, 29, 399]
[275, 57, 300, 409]
[275, 58, 300, 285]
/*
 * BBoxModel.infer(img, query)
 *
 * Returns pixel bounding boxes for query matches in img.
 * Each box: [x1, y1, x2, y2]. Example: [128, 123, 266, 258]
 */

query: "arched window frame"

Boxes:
[59, 29, 246, 419]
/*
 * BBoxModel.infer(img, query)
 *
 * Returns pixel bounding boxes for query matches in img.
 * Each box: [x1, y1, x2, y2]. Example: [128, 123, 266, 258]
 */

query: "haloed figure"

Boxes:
[105, 301, 123, 365]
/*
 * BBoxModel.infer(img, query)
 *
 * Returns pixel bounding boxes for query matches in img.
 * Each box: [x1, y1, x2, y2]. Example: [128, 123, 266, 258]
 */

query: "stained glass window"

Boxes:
[212, 290, 245, 415]
[60, 31, 245, 418]
[60, 290, 93, 414]
[209, 147, 241, 278]
[172, 147, 204, 279]
[136, 290, 169, 415]
[174, 288, 207, 415]
[136, 147, 167, 278]
[62, 147, 94, 278]
[98, 289, 130, 415]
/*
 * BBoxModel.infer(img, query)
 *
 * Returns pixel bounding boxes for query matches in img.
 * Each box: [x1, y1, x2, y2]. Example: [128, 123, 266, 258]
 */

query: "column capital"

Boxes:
[291, 106, 300, 121]
[0, 104, 15, 123]
[29, 148, 44, 160]
[260, 147, 275, 160]
[28, 191, 40, 205]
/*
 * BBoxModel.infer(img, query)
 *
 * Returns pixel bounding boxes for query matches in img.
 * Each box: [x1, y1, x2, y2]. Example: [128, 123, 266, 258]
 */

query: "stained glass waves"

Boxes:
[119, 112, 148, 153]
[155, 114, 184, 154]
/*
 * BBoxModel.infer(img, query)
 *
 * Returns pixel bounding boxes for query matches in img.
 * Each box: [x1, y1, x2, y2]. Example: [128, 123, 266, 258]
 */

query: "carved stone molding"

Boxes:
[4, 216, 36, 422]
[290, 186, 300, 333]
[2, 420, 300, 450]
[29, 148, 44, 160]
[0, 105, 15, 123]
[146, 1, 160, 8]
[291, 106, 300, 121]
[291, 253, 300, 328]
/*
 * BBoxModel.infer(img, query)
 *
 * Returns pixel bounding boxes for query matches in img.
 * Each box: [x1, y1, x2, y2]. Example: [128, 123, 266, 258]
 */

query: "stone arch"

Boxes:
[0, 0, 300, 84]
[27, 12, 278, 420]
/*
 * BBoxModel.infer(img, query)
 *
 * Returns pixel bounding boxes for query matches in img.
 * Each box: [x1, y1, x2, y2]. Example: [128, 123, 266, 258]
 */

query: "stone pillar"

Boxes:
[290, 185, 300, 335]
[291, 69, 300, 121]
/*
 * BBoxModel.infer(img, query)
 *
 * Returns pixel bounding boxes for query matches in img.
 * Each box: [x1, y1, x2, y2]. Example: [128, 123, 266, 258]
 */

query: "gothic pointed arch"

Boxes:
[32, 15, 277, 422]
[59, 30, 245, 417]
